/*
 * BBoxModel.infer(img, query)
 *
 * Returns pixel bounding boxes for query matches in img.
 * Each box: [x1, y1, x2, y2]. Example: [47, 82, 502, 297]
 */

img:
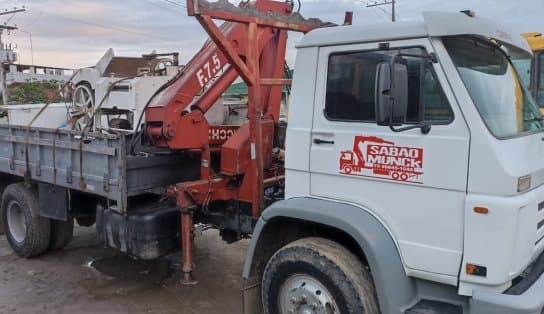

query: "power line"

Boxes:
[6, 6, 184, 42]
[18, 10, 42, 28]
[4, 12, 17, 23]
[145, 0, 185, 12]
[369, 7, 389, 22]
[360, 1, 390, 22]
[57, 16, 153, 36]
[366, 0, 396, 22]
[0, 7, 25, 40]
[144, 0, 174, 11]
[160, 0, 186, 8]
[376, 5, 393, 20]
[39, 11, 173, 40]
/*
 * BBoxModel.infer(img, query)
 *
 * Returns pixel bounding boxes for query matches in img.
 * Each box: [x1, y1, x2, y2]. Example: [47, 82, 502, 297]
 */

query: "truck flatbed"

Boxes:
[0, 124, 199, 212]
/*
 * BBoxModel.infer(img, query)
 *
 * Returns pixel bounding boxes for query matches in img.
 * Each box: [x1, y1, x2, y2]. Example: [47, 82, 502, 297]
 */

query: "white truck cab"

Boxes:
[243, 11, 544, 314]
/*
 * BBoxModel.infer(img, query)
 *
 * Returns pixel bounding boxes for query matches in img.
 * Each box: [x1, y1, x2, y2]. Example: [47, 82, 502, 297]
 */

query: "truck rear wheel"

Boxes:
[1, 183, 50, 258]
[49, 218, 74, 250]
[262, 237, 379, 314]
[0, 178, 8, 235]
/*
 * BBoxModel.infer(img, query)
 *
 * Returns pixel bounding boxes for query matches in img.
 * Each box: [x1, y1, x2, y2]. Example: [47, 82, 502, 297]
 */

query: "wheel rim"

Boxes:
[71, 84, 94, 130]
[278, 273, 340, 314]
[6, 201, 26, 243]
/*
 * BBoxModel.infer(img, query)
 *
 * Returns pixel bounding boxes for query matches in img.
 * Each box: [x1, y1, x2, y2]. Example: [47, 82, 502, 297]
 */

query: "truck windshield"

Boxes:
[511, 57, 531, 88]
[443, 36, 544, 138]
[539, 52, 544, 106]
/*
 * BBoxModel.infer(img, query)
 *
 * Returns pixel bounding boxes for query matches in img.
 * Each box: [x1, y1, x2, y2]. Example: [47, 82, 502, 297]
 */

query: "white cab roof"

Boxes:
[298, 11, 531, 53]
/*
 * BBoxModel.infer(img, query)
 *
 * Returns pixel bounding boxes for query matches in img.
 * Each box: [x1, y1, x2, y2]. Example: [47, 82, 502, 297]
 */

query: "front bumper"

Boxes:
[470, 250, 544, 314]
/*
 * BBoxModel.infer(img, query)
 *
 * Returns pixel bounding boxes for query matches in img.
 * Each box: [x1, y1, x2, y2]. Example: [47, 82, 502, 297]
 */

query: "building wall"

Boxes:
[5, 65, 71, 85]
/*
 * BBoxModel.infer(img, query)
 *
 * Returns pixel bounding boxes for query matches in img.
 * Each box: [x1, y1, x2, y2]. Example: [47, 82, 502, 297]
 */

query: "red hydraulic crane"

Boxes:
[143, 0, 331, 283]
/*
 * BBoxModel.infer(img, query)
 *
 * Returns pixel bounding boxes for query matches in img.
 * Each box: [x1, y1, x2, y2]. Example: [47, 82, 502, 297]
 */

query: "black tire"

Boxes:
[0, 178, 8, 195]
[262, 237, 380, 314]
[1, 183, 50, 258]
[49, 217, 74, 250]
[0, 178, 8, 235]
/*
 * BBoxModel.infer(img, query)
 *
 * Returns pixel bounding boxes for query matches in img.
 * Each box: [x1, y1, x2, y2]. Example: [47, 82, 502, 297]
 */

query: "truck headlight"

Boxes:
[518, 175, 531, 193]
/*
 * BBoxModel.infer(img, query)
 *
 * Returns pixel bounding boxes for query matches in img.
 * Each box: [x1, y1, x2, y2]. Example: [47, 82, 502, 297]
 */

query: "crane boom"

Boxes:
[144, 0, 328, 150]
[144, 0, 333, 284]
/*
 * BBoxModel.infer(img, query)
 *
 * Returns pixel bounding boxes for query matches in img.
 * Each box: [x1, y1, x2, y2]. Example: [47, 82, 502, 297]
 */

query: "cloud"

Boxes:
[1, 0, 542, 69]
[40, 1, 109, 18]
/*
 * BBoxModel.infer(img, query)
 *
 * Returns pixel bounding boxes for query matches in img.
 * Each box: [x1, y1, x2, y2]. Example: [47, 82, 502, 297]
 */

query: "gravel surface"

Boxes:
[0, 226, 249, 314]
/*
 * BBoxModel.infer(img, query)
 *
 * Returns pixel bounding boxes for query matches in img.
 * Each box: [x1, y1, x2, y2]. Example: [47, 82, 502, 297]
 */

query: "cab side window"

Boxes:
[422, 64, 453, 122]
[325, 52, 381, 121]
[324, 48, 453, 124]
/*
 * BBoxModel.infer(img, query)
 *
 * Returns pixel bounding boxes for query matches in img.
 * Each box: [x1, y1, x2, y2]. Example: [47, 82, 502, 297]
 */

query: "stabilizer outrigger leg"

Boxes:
[180, 208, 198, 286]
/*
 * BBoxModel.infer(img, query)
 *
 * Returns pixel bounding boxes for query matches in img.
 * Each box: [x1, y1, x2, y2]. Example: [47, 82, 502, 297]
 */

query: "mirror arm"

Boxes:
[388, 102, 432, 135]
[389, 123, 432, 134]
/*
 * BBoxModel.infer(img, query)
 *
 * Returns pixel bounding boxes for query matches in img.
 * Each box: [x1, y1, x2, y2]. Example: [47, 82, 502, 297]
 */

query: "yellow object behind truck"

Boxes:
[522, 32, 544, 109]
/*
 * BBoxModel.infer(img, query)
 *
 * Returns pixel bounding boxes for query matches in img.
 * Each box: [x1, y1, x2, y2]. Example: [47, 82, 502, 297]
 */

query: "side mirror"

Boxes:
[375, 61, 408, 126]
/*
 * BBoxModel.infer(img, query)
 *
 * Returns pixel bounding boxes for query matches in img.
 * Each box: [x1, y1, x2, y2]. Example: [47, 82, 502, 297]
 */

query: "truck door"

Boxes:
[309, 39, 471, 280]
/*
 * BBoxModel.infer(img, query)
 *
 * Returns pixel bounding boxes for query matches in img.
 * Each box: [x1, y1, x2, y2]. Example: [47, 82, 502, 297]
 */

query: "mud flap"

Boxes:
[38, 183, 68, 221]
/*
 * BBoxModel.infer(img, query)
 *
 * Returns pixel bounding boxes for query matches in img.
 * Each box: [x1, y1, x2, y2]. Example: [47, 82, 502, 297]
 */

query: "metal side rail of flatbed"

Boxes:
[0, 124, 199, 212]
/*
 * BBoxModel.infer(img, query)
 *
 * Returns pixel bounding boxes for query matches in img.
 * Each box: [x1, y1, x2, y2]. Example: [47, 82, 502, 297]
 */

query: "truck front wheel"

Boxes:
[262, 237, 379, 314]
[1, 183, 50, 258]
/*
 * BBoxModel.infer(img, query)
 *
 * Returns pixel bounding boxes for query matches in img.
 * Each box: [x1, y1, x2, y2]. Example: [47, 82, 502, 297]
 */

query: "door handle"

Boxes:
[313, 138, 335, 145]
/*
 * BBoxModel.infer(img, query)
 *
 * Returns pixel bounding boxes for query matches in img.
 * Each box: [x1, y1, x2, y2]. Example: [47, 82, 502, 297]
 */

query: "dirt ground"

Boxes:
[0, 226, 249, 314]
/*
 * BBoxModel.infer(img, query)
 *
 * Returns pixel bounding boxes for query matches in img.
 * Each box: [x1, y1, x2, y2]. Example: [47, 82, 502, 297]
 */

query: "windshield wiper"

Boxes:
[524, 117, 544, 123]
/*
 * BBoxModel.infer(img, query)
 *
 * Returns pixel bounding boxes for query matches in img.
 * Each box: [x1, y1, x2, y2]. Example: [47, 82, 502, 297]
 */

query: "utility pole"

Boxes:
[0, 7, 26, 47]
[366, 0, 396, 22]
[0, 7, 26, 104]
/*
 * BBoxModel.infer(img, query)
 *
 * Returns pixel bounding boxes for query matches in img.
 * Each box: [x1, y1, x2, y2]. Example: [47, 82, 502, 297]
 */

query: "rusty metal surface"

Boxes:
[104, 54, 179, 78]
[151, 0, 329, 219]
[104, 57, 159, 77]
[180, 210, 197, 285]
[192, 0, 336, 30]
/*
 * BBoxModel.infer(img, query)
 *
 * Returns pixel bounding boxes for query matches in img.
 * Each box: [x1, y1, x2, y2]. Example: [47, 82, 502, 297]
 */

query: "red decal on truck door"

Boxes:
[339, 136, 424, 183]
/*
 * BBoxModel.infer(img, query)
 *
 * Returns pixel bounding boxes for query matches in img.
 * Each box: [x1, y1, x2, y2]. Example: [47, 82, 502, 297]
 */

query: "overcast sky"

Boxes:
[0, 0, 542, 69]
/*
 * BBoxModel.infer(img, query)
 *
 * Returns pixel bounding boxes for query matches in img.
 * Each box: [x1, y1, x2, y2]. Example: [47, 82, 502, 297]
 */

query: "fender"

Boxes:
[243, 197, 418, 314]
